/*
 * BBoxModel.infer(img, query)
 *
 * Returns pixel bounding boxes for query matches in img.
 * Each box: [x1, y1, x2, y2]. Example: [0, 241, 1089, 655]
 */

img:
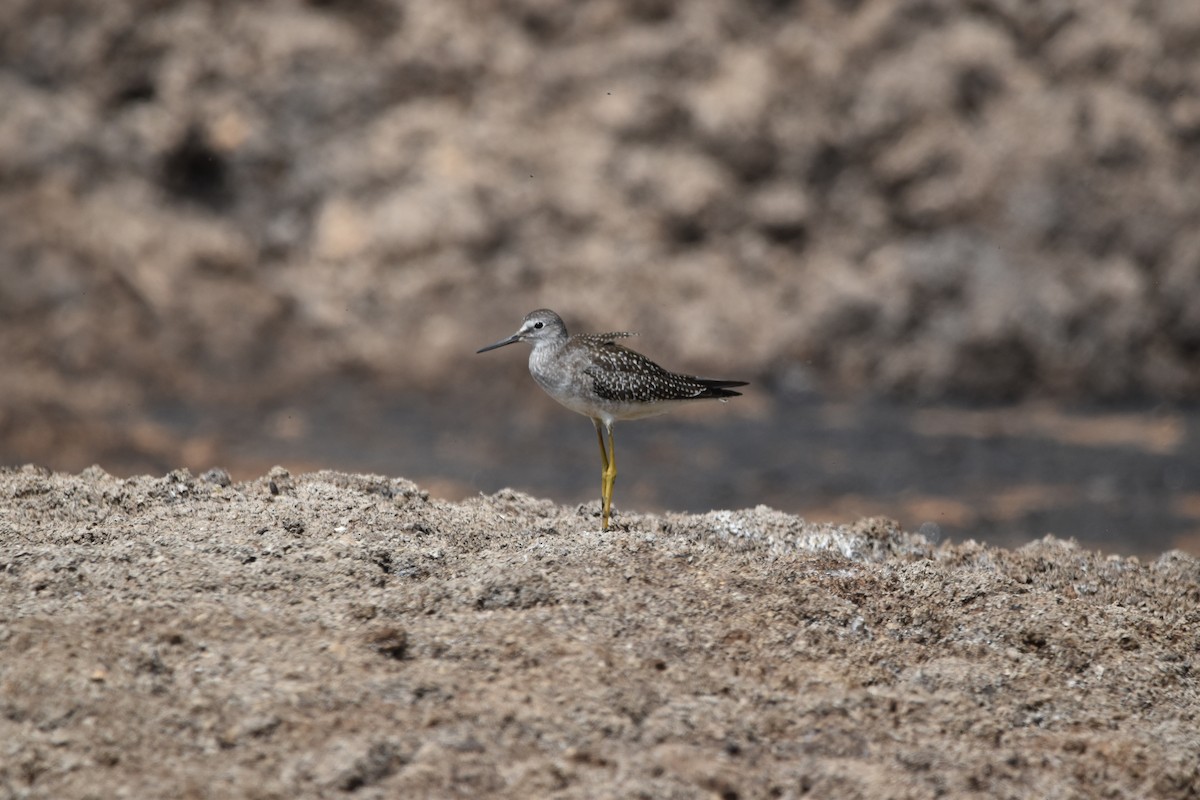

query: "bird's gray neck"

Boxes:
[527, 338, 570, 394]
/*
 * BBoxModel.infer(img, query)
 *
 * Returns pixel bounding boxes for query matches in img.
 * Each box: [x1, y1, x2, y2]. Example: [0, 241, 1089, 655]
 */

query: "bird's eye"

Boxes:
[533, 321, 544, 329]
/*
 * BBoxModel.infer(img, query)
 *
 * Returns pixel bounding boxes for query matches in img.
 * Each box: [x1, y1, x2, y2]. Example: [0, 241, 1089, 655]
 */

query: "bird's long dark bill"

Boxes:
[476, 335, 520, 353]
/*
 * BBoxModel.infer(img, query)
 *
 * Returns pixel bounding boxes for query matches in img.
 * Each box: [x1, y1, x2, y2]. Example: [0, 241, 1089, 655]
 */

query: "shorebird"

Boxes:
[476, 309, 747, 530]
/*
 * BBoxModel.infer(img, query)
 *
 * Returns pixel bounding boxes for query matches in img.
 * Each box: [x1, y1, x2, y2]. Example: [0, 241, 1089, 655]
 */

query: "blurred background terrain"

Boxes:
[1, 0, 1198, 555]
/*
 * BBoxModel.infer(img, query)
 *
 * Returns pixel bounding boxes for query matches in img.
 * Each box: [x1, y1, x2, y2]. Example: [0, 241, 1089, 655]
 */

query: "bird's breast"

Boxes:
[528, 346, 598, 414]
[527, 346, 570, 394]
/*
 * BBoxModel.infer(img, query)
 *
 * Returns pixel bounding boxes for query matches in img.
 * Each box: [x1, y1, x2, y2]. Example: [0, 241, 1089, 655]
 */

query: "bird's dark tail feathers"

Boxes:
[694, 378, 749, 399]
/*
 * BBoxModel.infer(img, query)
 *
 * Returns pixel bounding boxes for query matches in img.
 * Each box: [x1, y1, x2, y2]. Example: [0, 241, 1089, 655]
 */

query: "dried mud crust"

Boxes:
[1, 466, 1198, 799]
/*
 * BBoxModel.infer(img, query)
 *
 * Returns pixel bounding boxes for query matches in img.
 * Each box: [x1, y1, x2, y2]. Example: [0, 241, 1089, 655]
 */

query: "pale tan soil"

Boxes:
[2, 466, 1198, 799]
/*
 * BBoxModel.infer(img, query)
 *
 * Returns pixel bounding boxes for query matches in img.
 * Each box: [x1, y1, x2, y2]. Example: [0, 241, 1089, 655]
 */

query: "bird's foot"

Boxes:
[581, 499, 617, 531]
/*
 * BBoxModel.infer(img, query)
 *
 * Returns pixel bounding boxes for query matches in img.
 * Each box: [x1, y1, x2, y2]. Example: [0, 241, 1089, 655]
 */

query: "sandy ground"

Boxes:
[2, 466, 1198, 799]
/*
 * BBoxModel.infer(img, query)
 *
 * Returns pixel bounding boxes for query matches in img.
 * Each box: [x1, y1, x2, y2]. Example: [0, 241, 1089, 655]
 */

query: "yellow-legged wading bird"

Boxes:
[476, 309, 748, 530]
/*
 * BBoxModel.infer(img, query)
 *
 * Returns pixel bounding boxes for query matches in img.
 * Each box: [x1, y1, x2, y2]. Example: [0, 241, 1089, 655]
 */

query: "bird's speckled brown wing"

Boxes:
[579, 339, 743, 403]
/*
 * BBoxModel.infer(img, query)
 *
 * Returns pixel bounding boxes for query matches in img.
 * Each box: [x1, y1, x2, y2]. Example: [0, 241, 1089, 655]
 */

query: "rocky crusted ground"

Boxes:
[2, 466, 1197, 798]
[4, 0, 1200, 475]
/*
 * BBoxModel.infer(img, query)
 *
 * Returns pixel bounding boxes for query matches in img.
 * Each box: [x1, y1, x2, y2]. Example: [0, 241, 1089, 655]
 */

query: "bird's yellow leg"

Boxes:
[593, 418, 609, 473]
[602, 422, 617, 530]
[592, 419, 611, 529]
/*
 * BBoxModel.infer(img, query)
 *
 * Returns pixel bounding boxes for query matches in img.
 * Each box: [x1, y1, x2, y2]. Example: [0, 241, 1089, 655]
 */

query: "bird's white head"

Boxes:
[476, 309, 568, 353]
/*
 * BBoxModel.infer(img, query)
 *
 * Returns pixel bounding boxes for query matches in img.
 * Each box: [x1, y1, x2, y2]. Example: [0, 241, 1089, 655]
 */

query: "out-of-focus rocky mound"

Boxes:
[3, 0, 1200, 458]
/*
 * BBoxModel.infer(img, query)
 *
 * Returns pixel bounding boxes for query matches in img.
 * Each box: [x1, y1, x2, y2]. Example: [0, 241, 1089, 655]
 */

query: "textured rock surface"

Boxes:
[2, 0, 1199, 433]
[1, 467, 1198, 798]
